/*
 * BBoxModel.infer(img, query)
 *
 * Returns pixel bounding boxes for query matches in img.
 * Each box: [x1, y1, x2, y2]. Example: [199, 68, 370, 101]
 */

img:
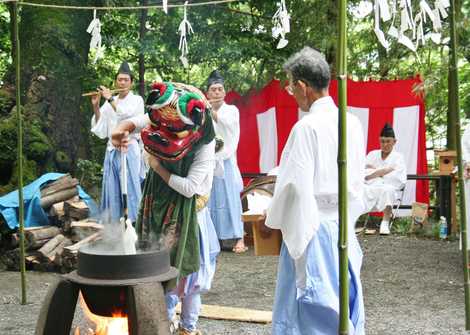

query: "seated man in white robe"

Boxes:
[363, 123, 407, 235]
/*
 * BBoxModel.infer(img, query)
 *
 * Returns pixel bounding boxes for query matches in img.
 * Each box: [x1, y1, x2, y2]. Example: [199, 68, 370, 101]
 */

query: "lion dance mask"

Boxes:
[141, 81, 211, 162]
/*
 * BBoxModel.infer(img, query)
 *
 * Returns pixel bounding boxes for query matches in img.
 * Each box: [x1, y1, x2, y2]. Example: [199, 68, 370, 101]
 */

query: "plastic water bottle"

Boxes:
[439, 216, 448, 240]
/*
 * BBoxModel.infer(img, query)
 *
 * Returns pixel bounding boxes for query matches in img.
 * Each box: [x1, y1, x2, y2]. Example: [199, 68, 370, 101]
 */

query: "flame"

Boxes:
[77, 293, 129, 335]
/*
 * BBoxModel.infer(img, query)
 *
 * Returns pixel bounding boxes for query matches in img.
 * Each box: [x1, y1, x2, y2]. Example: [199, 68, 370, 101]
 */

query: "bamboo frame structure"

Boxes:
[448, 0, 470, 328]
[13, 0, 27, 305]
[337, 0, 349, 334]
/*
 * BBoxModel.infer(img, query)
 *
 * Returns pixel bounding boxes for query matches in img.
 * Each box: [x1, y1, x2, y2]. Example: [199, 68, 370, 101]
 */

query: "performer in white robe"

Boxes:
[265, 47, 365, 335]
[462, 125, 470, 249]
[161, 142, 220, 335]
[363, 123, 407, 235]
[112, 83, 220, 335]
[90, 61, 145, 223]
[146, 136, 219, 335]
[206, 70, 246, 253]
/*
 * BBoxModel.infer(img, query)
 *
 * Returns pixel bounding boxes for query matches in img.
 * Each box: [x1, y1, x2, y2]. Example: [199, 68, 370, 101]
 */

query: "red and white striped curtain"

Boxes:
[226, 76, 429, 207]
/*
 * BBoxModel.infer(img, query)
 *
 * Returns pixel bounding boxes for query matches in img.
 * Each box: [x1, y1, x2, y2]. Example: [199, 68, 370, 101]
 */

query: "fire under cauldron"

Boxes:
[35, 246, 177, 335]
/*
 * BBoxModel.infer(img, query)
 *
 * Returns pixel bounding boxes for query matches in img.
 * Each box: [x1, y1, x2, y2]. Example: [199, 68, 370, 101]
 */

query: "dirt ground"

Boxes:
[0, 234, 469, 335]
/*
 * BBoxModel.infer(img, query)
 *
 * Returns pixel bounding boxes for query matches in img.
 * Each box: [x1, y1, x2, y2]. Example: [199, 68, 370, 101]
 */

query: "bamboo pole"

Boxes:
[13, 0, 27, 305]
[337, 0, 348, 334]
[447, 2, 458, 150]
[138, 0, 148, 97]
[449, 0, 470, 328]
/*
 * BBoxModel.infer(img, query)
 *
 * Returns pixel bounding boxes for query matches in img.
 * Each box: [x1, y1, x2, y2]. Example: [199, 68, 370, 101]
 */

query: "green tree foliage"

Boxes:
[0, 1, 99, 192]
[0, 109, 51, 192]
[0, 5, 11, 80]
[88, 1, 341, 93]
[0, 0, 469, 192]
[348, 0, 470, 149]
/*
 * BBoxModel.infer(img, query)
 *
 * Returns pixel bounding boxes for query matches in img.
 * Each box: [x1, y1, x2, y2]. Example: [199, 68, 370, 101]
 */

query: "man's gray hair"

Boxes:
[283, 47, 330, 91]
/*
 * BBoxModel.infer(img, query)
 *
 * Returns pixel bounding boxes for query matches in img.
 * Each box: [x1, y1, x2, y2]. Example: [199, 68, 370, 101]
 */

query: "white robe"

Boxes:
[90, 92, 145, 221]
[91, 91, 145, 150]
[128, 113, 216, 197]
[267, 97, 366, 334]
[462, 126, 470, 249]
[129, 112, 220, 328]
[265, 96, 366, 260]
[213, 103, 242, 182]
[214, 103, 240, 161]
[363, 150, 407, 212]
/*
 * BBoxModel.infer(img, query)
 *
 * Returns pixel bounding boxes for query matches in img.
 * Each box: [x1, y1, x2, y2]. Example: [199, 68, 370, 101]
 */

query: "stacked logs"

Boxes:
[0, 174, 103, 273]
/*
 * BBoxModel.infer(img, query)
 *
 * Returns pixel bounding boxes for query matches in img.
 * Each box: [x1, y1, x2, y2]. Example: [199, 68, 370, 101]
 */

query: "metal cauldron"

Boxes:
[63, 246, 177, 317]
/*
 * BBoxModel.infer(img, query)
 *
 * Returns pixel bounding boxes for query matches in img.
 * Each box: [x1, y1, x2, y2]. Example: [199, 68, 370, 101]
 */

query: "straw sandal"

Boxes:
[178, 328, 202, 335]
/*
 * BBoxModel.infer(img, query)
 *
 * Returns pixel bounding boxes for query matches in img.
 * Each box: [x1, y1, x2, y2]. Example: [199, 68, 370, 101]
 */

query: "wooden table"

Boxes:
[241, 212, 281, 256]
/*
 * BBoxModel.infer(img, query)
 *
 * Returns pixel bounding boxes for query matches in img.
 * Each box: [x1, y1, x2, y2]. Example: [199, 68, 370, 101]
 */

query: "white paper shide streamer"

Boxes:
[366, 0, 450, 52]
[352, 0, 374, 19]
[272, 0, 290, 49]
[163, 0, 169, 14]
[87, 9, 104, 64]
[178, 1, 193, 68]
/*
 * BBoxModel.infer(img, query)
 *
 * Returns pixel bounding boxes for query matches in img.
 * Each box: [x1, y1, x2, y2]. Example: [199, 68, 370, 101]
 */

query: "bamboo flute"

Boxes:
[81, 88, 128, 97]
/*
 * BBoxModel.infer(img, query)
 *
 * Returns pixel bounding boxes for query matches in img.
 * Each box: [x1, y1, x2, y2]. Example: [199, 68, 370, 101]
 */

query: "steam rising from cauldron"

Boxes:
[81, 210, 161, 255]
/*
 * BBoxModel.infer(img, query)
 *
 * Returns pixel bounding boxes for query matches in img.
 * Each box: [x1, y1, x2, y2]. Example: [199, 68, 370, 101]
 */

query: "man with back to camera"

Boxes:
[265, 46, 366, 334]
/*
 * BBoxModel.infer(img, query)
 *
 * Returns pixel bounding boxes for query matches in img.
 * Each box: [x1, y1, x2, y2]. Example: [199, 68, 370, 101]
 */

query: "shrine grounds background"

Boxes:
[0, 234, 467, 335]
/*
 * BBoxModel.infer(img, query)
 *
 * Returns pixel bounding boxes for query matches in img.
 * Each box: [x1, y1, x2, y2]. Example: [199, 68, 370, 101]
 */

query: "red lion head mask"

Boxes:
[141, 82, 211, 161]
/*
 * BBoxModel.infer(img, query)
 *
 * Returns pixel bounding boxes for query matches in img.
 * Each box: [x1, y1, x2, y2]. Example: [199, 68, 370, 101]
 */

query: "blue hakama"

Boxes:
[208, 157, 243, 240]
[272, 218, 365, 335]
[166, 207, 220, 332]
[99, 141, 142, 223]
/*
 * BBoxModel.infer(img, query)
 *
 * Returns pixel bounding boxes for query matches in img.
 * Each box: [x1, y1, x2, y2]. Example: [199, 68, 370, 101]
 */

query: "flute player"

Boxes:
[89, 61, 145, 224]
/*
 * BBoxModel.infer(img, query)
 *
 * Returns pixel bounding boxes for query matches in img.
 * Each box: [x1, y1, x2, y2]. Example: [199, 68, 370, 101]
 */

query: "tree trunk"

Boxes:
[4, 0, 99, 178]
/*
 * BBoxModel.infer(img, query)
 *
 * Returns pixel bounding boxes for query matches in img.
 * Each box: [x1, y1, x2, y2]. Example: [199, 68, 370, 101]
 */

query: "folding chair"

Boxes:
[359, 183, 406, 233]
[389, 184, 406, 230]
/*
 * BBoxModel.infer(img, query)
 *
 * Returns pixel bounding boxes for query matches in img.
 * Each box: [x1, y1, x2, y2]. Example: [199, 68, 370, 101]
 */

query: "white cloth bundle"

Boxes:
[246, 193, 272, 215]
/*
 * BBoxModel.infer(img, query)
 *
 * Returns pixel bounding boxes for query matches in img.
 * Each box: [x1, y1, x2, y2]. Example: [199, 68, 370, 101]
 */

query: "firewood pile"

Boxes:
[0, 174, 102, 273]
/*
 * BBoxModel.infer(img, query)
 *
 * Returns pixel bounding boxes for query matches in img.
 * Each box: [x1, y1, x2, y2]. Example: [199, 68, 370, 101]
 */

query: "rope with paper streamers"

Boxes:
[272, 0, 290, 49]
[0, 0, 239, 10]
[178, 1, 193, 68]
[0, 0, 289, 64]
[357, 0, 450, 52]
[86, 9, 104, 64]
